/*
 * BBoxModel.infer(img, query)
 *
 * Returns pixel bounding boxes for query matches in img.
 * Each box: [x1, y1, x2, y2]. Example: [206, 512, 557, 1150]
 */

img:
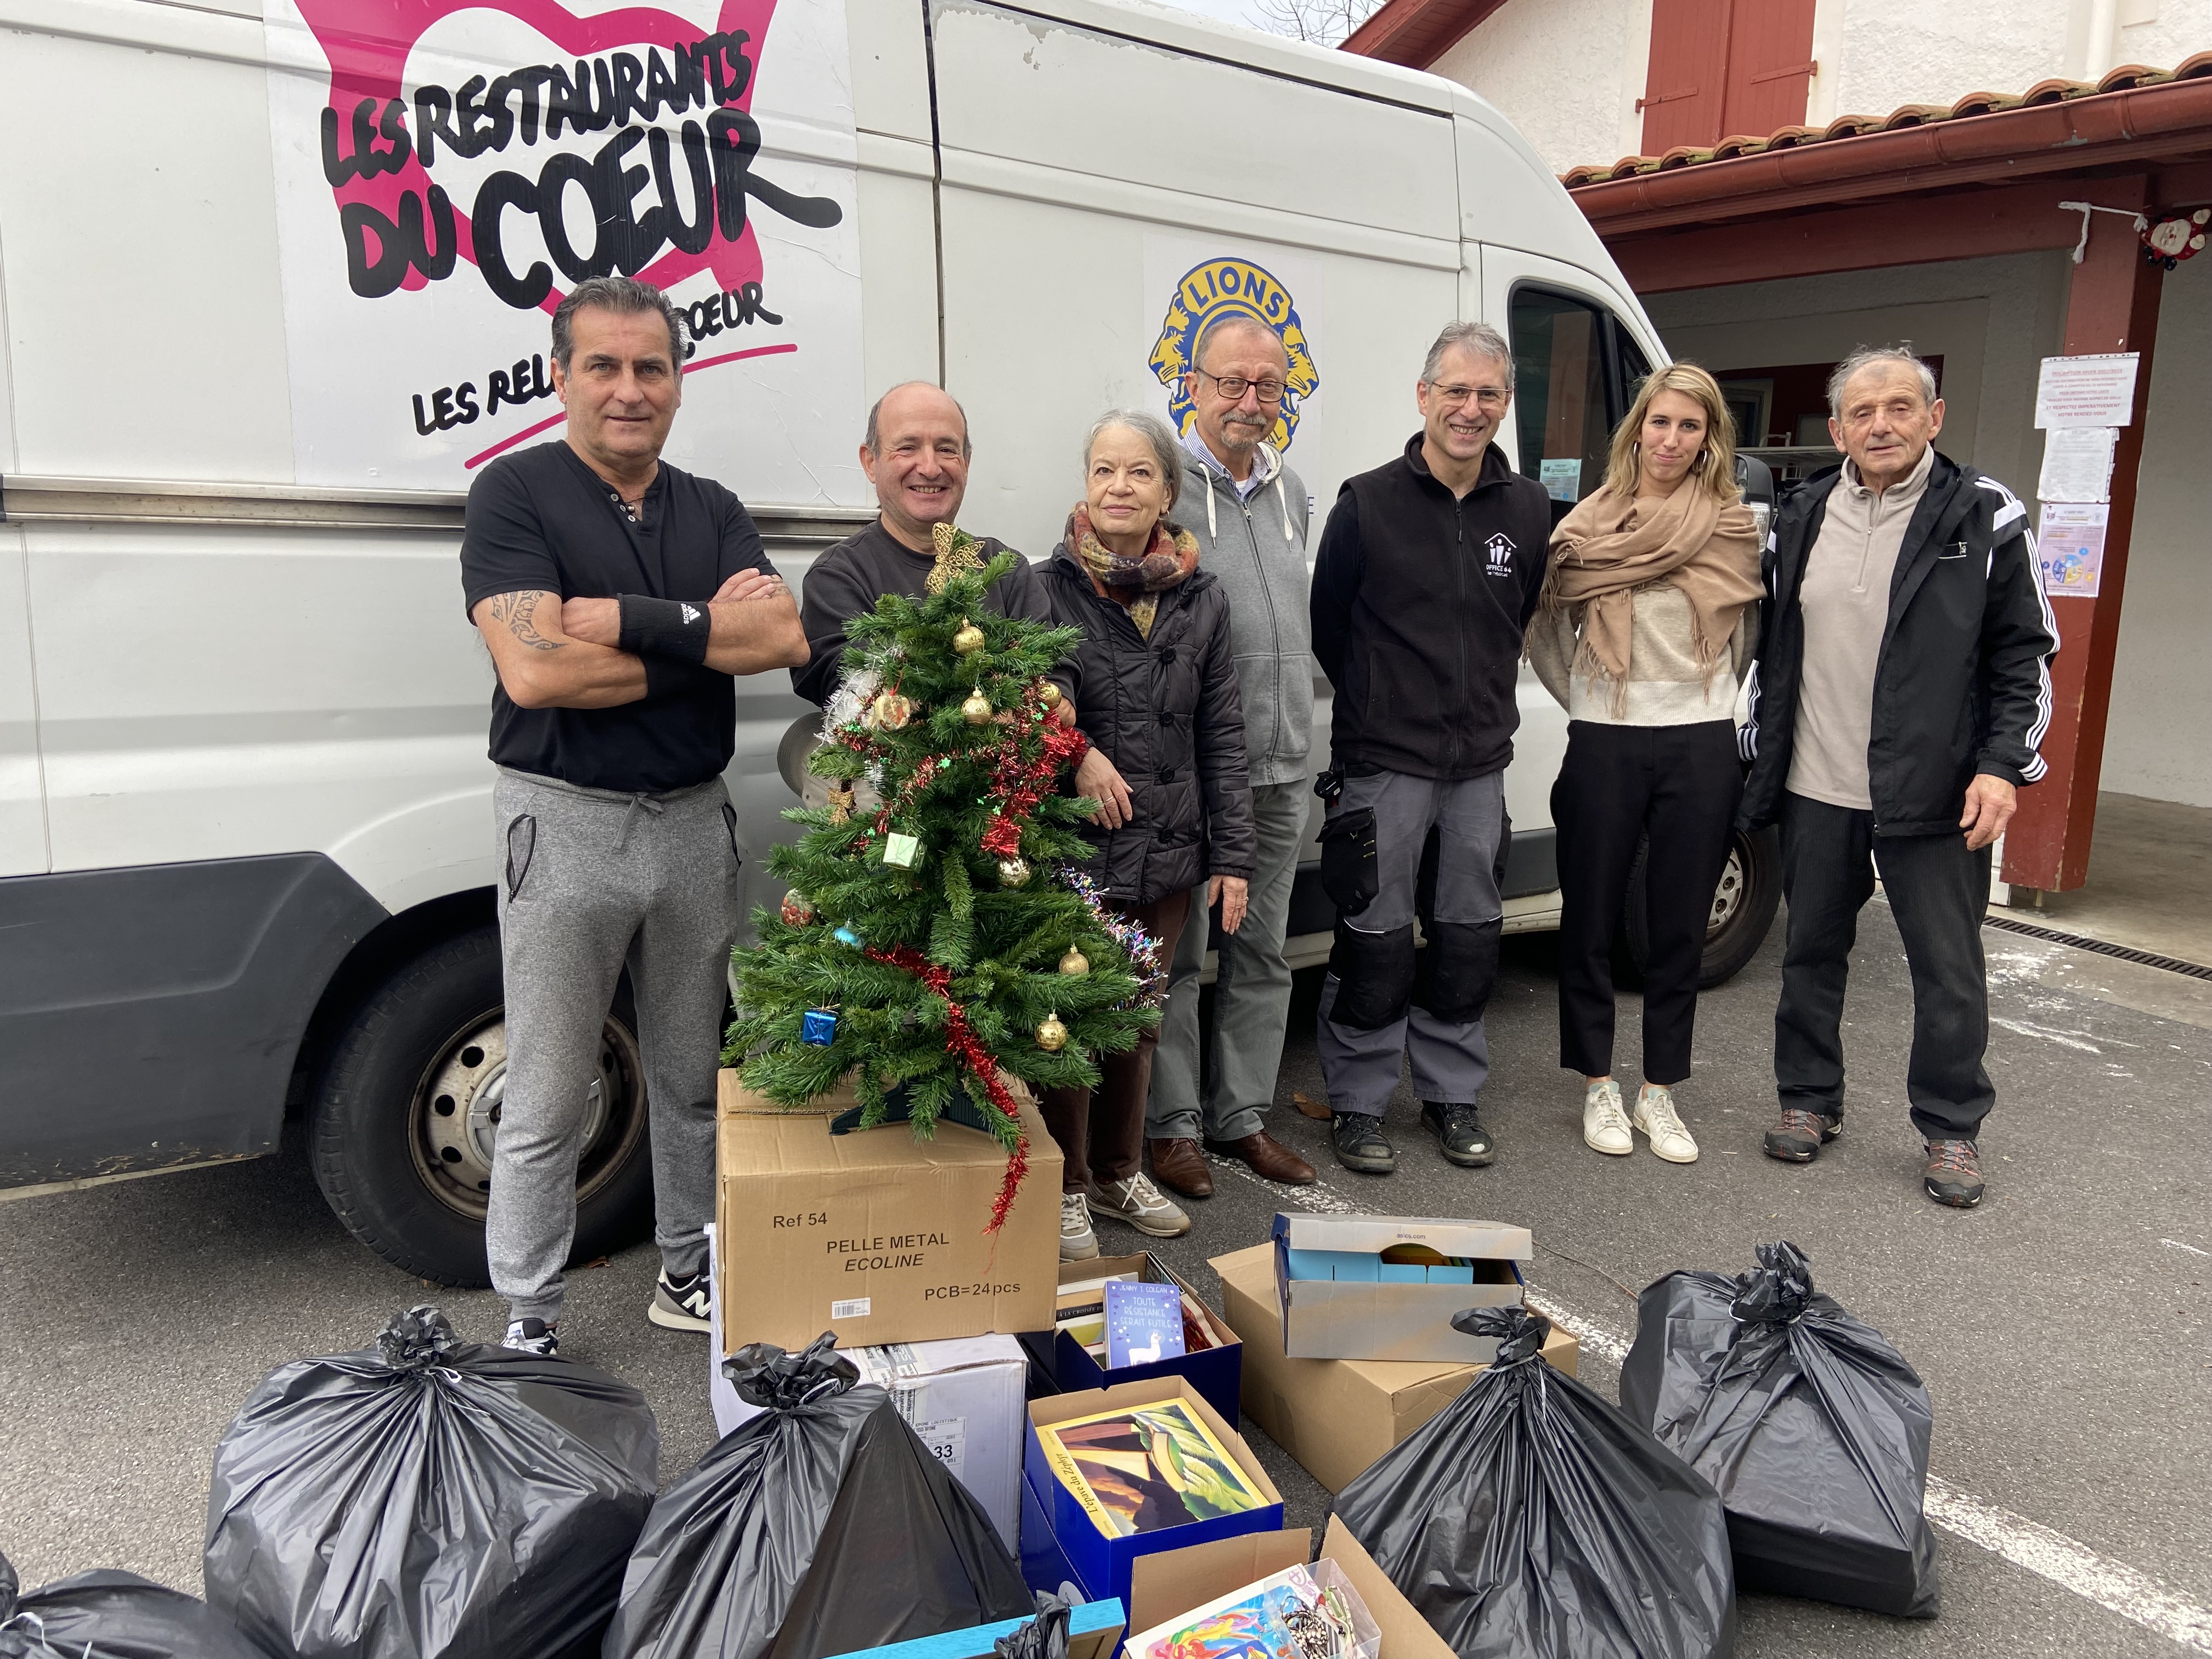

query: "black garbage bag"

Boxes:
[204, 1305, 659, 1659]
[0, 1549, 263, 1659]
[602, 1332, 1032, 1659]
[1620, 1240, 1940, 1617]
[991, 1589, 1080, 1659]
[1333, 1306, 1736, 1659]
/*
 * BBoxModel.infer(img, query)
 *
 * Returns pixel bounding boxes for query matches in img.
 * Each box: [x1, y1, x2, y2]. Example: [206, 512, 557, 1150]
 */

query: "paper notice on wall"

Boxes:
[2037, 426, 2117, 503]
[2034, 354, 2140, 428]
[2036, 503, 2109, 599]
[1538, 459, 1583, 503]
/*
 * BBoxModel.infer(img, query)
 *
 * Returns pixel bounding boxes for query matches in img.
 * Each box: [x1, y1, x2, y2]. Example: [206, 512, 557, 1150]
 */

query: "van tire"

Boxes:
[1617, 824, 1782, 991]
[308, 923, 656, 1286]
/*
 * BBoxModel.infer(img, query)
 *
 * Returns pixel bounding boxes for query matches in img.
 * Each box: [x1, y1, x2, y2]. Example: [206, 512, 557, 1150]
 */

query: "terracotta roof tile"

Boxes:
[1559, 56, 2212, 185]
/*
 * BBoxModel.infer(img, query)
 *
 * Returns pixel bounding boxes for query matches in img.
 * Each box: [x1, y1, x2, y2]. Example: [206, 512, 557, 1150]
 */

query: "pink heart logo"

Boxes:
[295, 0, 829, 315]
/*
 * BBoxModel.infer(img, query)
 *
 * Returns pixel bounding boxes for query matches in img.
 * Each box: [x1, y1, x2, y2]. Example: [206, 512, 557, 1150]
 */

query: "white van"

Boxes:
[0, 0, 1776, 1279]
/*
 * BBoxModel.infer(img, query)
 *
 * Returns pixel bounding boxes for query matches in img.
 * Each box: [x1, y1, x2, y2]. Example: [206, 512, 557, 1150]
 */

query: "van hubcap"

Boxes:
[410, 1010, 646, 1220]
[1708, 844, 1747, 934]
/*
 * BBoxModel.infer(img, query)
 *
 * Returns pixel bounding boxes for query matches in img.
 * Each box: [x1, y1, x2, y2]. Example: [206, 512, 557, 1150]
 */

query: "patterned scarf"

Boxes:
[1063, 503, 1199, 640]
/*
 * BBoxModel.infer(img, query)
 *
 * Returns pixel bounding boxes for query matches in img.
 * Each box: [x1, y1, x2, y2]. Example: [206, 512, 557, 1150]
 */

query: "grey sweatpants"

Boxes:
[1147, 779, 1311, 1144]
[1316, 768, 1505, 1117]
[489, 767, 741, 1323]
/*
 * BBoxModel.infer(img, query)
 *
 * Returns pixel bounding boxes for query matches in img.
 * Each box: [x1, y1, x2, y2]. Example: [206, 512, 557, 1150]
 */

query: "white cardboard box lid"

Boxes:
[1275, 1211, 1532, 1262]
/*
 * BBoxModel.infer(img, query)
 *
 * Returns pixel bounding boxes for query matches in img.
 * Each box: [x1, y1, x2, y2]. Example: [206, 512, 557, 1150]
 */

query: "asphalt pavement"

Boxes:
[2, 900, 2208, 1657]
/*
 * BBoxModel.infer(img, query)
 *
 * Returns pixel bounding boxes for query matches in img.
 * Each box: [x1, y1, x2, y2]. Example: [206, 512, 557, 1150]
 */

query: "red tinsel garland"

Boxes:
[865, 943, 1031, 1233]
[983, 713, 1088, 856]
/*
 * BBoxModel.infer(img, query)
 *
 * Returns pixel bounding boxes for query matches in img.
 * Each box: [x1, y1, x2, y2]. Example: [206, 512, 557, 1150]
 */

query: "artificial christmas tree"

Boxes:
[725, 527, 1166, 1228]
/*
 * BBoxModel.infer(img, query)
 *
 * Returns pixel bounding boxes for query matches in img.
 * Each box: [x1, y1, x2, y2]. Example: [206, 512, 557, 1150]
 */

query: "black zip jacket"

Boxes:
[1738, 450, 2059, 836]
[1310, 436, 1551, 780]
[1041, 547, 1257, 908]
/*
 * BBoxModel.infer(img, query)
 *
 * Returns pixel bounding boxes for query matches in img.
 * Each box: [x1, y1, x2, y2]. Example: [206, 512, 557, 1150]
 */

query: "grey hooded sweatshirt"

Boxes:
[1177, 433, 1314, 787]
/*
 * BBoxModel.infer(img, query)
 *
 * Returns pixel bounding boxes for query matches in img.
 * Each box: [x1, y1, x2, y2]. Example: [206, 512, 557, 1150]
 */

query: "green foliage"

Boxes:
[726, 548, 1162, 1148]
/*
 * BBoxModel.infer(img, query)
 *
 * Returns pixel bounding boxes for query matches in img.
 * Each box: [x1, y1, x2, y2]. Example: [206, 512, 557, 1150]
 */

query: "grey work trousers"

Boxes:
[488, 768, 741, 1323]
[1146, 778, 1311, 1144]
[1316, 768, 1506, 1117]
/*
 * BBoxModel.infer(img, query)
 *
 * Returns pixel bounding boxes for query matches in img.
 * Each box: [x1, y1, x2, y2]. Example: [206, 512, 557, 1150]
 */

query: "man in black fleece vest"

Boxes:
[1308, 321, 1551, 1175]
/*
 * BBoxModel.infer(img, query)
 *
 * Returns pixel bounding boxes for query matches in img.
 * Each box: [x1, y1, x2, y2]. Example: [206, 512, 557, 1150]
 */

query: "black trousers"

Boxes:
[1552, 720, 1742, 1085]
[1775, 792, 1994, 1141]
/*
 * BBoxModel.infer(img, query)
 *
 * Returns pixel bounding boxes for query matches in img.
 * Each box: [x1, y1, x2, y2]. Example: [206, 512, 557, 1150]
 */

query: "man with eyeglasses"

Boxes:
[1141, 313, 1319, 1203]
[1307, 320, 1550, 1175]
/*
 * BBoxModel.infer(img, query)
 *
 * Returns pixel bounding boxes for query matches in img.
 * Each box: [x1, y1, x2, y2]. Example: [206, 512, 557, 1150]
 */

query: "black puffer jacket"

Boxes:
[1042, 544, 1257, 908]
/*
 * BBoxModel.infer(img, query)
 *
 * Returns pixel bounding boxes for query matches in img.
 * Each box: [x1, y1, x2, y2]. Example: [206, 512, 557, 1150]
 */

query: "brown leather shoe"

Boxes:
[1146, 1136, 1214, 1199]
[1205, 1130, 1317, 1186]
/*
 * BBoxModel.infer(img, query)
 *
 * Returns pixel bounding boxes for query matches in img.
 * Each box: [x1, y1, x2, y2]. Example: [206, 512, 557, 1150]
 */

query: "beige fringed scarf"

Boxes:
[1541, 484, 1763, 714]
[1064, 504, 1200, 640]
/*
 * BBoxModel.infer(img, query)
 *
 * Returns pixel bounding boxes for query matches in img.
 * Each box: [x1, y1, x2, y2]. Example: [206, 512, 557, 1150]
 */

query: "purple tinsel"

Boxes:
[1055, 867, 1168, 1010]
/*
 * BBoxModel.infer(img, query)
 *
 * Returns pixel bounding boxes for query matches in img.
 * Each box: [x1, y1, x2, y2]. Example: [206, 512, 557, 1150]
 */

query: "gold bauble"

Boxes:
[1039, 680, 1063, 708]
[997, 855, 1032, 888]
[952, 618, 986, 655]
[871, 690, 913, 731]
[1035, 1014, 1069, 1052]
[1058, 947, 1090, 977]
[962, 690, 993, 725]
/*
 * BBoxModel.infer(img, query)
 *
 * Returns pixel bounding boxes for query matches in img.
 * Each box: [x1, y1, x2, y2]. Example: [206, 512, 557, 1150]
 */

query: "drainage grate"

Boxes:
[1983, 913, 2212, 981]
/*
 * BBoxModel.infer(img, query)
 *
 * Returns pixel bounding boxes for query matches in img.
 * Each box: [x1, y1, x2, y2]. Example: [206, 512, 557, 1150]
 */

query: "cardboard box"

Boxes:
[1022, 1378, 1285, 1611]
[715, 1069, 1060, 1352]
[1115, 1523, 1451, 1659]
[1271, 1210, 1531, 1362]
[819, 1599, 1126, 1659]
[1211, 1243, 1577, 1493]
[1039, 1255, 1243, 1425]
[707, 1252, 1029, 1552]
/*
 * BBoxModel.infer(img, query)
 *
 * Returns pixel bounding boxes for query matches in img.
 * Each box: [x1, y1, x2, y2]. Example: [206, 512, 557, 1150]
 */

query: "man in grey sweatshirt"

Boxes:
[1144, 314, 1319, 1197]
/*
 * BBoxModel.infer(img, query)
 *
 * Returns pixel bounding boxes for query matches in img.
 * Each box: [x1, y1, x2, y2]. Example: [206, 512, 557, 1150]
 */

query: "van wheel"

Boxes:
[309, 923, 655, 1286]
[1617, 825, 1782, 991]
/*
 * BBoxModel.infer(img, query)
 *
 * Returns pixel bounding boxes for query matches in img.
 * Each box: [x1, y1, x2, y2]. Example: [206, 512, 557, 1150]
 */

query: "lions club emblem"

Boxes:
[1149, 258, 1320, 452]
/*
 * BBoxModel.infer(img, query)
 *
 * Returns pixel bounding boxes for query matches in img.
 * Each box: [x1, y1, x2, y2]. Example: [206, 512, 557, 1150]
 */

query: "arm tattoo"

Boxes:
[490, 590, 565, 652]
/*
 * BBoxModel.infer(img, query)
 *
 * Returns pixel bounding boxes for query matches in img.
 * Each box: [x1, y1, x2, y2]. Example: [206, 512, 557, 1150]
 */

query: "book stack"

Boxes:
[1056, 1272, 1220, 1363]
[1124, 1559, 1379, 1659]
[1034, 1400, 1272, 1541]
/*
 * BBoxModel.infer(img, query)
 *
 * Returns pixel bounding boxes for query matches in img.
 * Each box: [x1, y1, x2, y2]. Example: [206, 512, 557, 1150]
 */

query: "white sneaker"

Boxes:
[1088, 1172, 1192, 1238]
[1633, 1084, 1700, 1163]
[1582, 1080, 1633, 1156]
[1059, 1190, 1099, 1261]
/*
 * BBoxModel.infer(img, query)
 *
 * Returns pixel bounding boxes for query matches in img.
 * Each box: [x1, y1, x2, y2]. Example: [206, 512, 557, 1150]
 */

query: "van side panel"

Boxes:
[0, 854, 388, 1185]
[0, 527, 43, 877]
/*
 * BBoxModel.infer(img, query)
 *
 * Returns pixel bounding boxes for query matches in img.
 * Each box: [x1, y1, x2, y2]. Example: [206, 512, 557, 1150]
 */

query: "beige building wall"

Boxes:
[1427, 0, 1649, 174]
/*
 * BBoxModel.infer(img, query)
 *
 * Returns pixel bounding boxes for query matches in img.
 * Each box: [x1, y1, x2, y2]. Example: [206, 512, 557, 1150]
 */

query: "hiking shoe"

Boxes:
[1923, 1139, 1986, 1208]
[1059, 1190, 1099, 1261]
[1763, 1107, 1841, 1163]
[1090, 1172, 1192, 1238]
[1583, 1080, 1632, 1156]
[1421, 1100, 1495, 1167]
[1331, 1111, 1397, 1175]
[1632, 1084, 1699, 1164]
[649, 1268, 712, 1333]
[503, 1318, 559, 1358]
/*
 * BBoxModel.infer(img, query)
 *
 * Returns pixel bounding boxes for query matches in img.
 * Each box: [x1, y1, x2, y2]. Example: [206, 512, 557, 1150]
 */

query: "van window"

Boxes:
[1509, 289, 1613, 523]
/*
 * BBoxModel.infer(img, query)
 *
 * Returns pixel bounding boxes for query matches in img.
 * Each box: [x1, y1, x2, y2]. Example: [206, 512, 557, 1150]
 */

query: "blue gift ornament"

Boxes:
[833, 924, 862, 948]
[801, 1008, 838, 1046]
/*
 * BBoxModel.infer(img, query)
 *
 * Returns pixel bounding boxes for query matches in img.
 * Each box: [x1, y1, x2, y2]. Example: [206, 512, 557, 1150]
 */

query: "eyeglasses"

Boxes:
[1425, 383, 1510, 410]
[1193, 368, 1286, 404]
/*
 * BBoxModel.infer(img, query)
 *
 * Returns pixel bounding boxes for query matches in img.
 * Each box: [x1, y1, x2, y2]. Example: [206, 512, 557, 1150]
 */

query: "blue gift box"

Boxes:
[1039, 1253, 1242, 1425]
[817, 1596, 1126, 1659]
[1020, 1378, 1284, 1612]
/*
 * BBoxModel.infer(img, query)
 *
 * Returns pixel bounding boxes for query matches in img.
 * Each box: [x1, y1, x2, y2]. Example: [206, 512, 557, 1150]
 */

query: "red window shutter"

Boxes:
[1722, 0, 1816, 137]
[1640, 0, 1729, 154]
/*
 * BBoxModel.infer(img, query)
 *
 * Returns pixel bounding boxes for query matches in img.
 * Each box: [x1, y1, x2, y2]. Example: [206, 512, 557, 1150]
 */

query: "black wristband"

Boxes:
[616, 594, 712, 664]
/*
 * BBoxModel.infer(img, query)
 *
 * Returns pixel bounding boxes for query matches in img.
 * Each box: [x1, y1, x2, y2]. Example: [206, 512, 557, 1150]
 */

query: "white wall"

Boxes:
[1428, 0, 1647, 175]
[2104, 255, 2212, 808]
[1424, 0, 2212, 173]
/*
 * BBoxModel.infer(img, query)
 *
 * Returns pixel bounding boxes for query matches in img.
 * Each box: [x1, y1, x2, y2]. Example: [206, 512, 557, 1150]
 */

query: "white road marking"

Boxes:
[1203, 1147, 2212, 1646]
[1991, 1015, 2104, 1054]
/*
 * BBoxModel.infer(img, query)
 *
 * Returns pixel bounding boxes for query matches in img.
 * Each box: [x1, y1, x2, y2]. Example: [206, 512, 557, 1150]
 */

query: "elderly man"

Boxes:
[1739, 345, 2058, 1207]
[461, 275, 810, 1356]
[1143, 314, 1319, 1200]
[793, 381, 1068, 708]
[1307, 321, 1550, 1175]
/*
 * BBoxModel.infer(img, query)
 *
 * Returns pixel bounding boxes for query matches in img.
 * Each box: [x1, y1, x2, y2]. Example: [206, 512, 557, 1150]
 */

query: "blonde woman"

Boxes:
[1527, 364, 1762, 1164]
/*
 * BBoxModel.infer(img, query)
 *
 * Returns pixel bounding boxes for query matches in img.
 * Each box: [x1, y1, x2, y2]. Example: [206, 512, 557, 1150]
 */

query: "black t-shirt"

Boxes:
[460, 440, 780, 792]
[791, 520, 1072, 707]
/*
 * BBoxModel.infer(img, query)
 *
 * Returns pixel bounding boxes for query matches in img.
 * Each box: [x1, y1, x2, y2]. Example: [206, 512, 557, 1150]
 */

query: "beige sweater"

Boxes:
[1526, 583, 1758, 726]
